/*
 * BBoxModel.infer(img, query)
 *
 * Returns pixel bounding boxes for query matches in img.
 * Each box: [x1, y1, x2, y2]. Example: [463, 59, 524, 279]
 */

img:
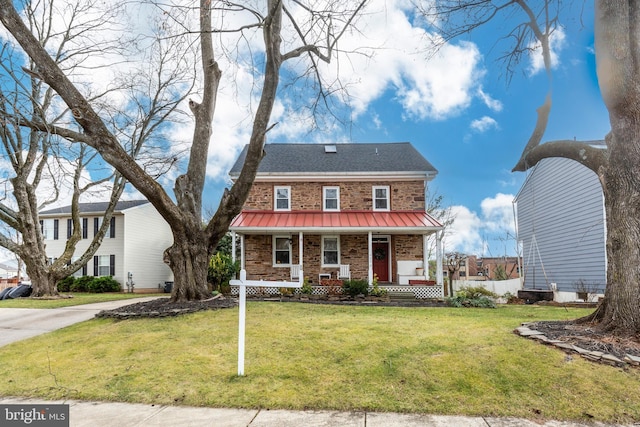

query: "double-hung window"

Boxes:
[322, 236, 340, 267]
[372, 186, 390, 211]
[40, 219, 59, 240]
[274, 186, 291, 211]
[323, 186, 340, 211]
[94, 255, 115, 277]
[273, 236, 291, 266]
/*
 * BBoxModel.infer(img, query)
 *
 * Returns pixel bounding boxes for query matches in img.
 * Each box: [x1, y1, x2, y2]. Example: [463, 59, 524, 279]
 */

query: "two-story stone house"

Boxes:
[228, 142, 445, 295]
[39, 200, 174, 292]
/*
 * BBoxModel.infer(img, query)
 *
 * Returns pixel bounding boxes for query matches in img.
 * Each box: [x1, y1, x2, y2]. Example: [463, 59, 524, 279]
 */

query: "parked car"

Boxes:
[0, 287, 14, 300]
[6, 283, 32, 299]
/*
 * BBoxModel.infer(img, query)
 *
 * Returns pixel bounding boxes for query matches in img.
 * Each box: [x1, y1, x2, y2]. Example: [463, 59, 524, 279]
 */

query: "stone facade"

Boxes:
[244, 181, 426, 211]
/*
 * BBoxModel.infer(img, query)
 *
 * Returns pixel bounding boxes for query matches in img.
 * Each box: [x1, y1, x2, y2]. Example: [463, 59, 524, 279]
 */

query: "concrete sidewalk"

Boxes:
[0, 397, 630, 427]
[0, 297, 163, 347]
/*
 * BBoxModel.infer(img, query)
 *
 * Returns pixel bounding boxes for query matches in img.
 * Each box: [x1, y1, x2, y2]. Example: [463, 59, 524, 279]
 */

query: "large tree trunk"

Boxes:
[577, 2, 640, 335]
[165, 229, 211, 302]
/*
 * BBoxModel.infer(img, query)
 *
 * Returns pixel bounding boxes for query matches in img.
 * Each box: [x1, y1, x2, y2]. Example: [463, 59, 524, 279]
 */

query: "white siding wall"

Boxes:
[122, 203, 174, 290]
[43, 216, 126, 284]
[515, 158, 606, 294]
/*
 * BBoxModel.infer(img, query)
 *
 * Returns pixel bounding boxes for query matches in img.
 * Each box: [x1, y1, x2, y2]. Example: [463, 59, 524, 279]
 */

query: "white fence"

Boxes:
[452, 278, 522, 297]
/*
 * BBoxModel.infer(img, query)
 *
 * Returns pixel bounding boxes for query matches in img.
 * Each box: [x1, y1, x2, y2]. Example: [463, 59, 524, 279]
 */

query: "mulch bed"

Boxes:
[526, 320, 640, 360]
[95, 296, 237, 319]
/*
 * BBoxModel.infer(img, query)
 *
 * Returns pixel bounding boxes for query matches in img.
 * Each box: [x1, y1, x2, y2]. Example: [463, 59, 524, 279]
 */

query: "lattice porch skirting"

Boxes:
[230, 285, 444, 299]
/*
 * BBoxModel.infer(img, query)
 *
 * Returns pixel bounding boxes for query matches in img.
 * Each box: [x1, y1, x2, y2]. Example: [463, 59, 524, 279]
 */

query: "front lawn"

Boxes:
[0, 303, 638, 423]
[0, 292, 166, 308]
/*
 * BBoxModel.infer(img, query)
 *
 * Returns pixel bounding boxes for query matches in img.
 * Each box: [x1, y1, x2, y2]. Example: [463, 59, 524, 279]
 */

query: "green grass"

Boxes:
[0, 292, 165, 308]
[0, 303, 638, 423]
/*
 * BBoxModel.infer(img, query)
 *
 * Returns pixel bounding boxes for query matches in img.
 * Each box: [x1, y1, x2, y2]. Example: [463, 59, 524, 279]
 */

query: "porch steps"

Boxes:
[387, 291, 417, 302]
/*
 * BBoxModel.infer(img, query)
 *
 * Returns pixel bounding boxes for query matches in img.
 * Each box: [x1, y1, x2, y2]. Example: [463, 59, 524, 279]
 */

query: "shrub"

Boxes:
[342, 279, 369, 297]
[370, 274, 387, 297]
[57, 276, 75, 292]
[208, 252, 239, 293]
[446, 286, 498, 308]
[71, 276, 93, 292]
[300, 278, 312, 295]
[87, 276, 121, 293]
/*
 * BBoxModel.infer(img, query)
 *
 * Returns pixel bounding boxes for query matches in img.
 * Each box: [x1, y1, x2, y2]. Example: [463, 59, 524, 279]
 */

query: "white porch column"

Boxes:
[298, 231, 304, 284]
[231, 231, 237, 262]
[368, 232, 373, 285]
[240, 234, 245, 270]
[436, 231, 443, 287]
[422, 234, 428, 278]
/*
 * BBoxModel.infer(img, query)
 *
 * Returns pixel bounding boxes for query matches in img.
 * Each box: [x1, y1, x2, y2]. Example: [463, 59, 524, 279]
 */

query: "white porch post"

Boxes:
[240, 234, 245, 270]
[298, 231, 304, 284]
[436, 231, 443, 288]
[368, 232, 373, 285]
[422, 234, 428, 278]
[231, 231, 237, 262]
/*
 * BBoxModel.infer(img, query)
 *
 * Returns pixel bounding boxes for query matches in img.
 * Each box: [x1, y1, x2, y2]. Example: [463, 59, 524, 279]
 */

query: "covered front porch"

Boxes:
[229, 210, 445, 298]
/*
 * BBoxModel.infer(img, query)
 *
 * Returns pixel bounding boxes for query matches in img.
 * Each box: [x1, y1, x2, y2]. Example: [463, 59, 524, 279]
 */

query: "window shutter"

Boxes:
[110, 217, 116, 238]
[110, 255, 115, 276]
[93, 256, 98, 277]
[82, 264, 87, 276]
[82, 218, 88, 239]
[67, 219, 72, 239]
[53, 219, 59, 240]
[94, 218, 99, 236]
[39, 220, 43, 234]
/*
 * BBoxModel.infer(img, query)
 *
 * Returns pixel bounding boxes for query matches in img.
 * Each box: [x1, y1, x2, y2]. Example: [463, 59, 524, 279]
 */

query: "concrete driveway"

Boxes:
[0, 297, 163, 348]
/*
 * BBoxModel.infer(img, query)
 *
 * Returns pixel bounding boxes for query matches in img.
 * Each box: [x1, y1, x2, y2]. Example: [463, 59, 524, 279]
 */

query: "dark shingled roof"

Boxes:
[39, 200, 149, 216]
[229, 142, 437, 176]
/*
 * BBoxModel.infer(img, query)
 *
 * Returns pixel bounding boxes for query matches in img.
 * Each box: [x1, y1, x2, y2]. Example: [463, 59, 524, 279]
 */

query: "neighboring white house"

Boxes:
[39, 200, 174, 292]
[513, 150, 607, 302]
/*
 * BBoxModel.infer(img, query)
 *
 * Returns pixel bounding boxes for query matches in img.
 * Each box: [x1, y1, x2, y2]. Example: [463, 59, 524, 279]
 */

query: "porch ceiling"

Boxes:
[229, 210, 443, 234]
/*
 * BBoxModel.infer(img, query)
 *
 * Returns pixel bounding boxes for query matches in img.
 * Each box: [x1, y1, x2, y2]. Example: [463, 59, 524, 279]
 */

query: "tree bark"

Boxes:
[572, 2, 640, 335]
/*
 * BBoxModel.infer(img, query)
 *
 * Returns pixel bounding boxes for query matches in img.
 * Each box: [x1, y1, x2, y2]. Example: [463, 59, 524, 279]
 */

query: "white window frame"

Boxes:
[273, 236, 292, 267]
[41, 219, 56, 240]
[97, 255, 111, 276]
[321, 235, 340, 267]
[372, 186, 390, 211]
[274, 186, 291, 211]
[323, 186, 340, 211]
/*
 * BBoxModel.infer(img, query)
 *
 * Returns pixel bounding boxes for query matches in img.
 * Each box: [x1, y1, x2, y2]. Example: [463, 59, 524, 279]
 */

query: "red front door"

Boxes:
[372, 242, 389, 282]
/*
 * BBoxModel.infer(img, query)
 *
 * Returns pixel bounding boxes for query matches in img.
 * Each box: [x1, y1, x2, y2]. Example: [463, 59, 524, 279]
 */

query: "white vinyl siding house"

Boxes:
[39, 200, 173, 292]
[514, 156, 606, 299]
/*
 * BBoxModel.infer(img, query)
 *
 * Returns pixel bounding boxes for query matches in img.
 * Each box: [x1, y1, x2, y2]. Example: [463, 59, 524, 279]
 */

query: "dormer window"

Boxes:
[373, 186, 390, 211]
[323, 186, 340, 211]
[274, 186, 291, 211]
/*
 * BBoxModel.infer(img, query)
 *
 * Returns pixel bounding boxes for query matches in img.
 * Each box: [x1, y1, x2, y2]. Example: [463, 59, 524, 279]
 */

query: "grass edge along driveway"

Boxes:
[0, 303, 638, 424]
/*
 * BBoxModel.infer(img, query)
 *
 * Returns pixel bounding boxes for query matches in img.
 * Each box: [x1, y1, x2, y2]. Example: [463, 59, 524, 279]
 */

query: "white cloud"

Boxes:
[481, 193, 515, 233]
[470, 116, 498, 133]
[477, 87, 503, 112]
[444, 205, 485, 255]
[445, 193, 517, 256]
[528, 26, 566, 75]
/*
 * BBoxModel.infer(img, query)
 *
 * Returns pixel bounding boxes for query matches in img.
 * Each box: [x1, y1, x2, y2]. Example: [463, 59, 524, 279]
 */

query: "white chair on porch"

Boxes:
[290, 264, 300, 281]
[338, 264, 351, 281]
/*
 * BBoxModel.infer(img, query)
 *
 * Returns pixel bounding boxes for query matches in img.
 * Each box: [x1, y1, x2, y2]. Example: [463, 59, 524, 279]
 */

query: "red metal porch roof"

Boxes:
[229, 210, 443, 234]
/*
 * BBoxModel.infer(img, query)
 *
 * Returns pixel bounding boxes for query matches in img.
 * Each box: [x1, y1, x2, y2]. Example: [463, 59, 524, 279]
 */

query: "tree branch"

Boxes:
[512, 139, 608, 174]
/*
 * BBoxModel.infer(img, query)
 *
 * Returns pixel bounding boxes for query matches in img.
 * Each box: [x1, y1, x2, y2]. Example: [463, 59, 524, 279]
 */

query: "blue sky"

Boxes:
[1, 1, 612, 261]
[196, 1, 611, 258]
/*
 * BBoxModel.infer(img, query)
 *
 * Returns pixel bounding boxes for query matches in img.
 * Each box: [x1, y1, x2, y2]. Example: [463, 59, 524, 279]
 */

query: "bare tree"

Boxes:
[445, 251, 465, 296]
[416, 0, 640, 335]
[0, 0, 192, 296]
[0, 0, 368, 302]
